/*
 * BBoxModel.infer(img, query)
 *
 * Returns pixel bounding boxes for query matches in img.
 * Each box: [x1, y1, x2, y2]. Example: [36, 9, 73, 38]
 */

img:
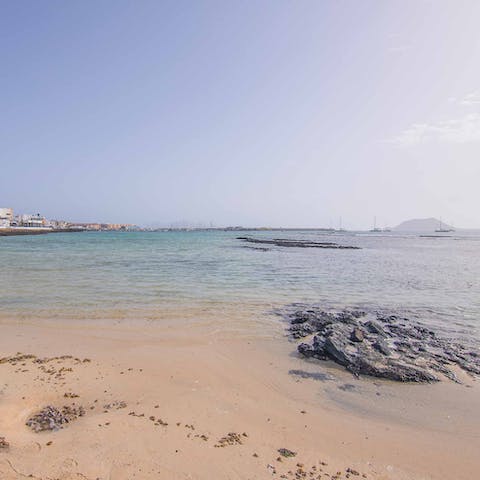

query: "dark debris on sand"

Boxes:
[214, 432, 247, 448]
[26, 405, 85, 432]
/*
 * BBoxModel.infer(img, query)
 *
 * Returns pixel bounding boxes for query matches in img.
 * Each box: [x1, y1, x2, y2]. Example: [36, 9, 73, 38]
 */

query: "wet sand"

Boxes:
[0, 317, 479, 480]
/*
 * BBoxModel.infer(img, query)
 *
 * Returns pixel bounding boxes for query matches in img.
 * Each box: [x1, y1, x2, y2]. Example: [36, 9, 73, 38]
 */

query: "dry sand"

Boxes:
[0, 317, 479, 480]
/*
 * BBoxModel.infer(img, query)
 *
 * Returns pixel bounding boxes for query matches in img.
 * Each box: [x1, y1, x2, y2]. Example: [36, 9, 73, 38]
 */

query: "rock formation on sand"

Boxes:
[281, 306, 480, 383]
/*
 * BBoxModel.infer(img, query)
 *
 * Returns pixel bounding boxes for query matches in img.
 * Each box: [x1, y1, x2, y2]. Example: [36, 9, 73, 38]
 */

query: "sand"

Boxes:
[0, 317, 479, 480]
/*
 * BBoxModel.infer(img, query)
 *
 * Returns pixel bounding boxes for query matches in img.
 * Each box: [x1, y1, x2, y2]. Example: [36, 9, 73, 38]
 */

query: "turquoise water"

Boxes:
[1, 230, 479, 340]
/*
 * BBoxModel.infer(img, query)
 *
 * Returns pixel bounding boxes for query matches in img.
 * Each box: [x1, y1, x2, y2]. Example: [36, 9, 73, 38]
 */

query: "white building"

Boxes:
[20, 213, 47, 228]
[0, 207, 14, 228]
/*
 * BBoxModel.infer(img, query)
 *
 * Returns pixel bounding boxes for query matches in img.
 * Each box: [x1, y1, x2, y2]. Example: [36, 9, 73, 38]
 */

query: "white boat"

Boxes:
[435, 218, 455, 233]
[370, 216, 382, 232]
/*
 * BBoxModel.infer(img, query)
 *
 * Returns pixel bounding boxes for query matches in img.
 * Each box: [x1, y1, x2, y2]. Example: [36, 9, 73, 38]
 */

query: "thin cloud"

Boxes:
[388, 113, 480, 147]
[388, 45, 411, 54]
[460, 91, 480, 106]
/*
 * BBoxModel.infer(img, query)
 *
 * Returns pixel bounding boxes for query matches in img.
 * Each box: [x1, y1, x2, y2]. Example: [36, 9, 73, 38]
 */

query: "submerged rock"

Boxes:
[281, 306, 480, 383]
[237, 237, 360, 249]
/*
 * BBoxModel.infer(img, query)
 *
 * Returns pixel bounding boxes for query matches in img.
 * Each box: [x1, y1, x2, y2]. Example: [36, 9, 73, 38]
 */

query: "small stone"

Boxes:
[346, 468, 360, 476]
[350, 328, 364, 343]
[63, 392, 79, 398]
[278, 448, 297, 458]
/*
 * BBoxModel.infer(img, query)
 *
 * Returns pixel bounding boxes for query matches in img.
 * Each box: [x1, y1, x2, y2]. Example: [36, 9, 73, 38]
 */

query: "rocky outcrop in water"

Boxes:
[237, 237, 360, 249]
[282, 307, 480, 383]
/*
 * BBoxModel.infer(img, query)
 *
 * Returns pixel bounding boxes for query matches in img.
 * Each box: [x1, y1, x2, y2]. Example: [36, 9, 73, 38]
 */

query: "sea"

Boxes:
[1, 230, 479, 343]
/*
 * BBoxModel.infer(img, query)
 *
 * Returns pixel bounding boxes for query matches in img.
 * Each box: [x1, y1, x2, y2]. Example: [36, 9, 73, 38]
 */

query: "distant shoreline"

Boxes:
[0, 228, 84, 237]
[2, 227, 479, 237]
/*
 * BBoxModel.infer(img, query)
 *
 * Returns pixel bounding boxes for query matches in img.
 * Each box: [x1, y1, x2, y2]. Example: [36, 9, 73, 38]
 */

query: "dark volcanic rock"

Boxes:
[237, 237, 360, 249]
[324, 335, 355, 366]
[281, 306, 480, 383]
[365, 320, 387, 337]
[351, 327, 365, 343]
[298, 342, 316, 357]
[373, 338, 391, 356]
[289, 322, 316, 339]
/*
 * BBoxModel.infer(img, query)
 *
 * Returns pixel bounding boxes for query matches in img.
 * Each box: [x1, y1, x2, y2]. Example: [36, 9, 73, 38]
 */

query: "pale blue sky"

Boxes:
[1, 1, 480, 228]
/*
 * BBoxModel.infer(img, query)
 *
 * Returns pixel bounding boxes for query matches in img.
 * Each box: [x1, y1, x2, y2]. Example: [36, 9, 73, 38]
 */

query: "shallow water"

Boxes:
[0, 230, 479, 341]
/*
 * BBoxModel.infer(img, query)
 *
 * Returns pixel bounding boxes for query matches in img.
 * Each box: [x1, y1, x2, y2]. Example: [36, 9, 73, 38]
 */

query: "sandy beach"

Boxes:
[3, 0, 480, 478]
[1, 316, 479, 480]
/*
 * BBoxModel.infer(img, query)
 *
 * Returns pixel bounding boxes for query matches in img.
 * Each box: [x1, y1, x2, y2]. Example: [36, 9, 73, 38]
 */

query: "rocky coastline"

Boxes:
[280, 306, 480, 383]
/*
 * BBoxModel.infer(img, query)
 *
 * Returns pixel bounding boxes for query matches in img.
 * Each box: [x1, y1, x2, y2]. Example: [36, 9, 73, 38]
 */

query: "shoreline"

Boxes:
[1, 317, 479, 479]
[0, 228, 85, 236]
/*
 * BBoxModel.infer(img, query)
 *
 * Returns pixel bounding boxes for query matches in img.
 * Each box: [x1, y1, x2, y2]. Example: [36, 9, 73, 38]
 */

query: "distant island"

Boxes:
[393, 217, 455, 232]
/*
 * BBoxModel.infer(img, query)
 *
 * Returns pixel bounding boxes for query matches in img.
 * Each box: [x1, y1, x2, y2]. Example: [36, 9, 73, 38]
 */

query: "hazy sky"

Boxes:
[1, 1, 480, 228]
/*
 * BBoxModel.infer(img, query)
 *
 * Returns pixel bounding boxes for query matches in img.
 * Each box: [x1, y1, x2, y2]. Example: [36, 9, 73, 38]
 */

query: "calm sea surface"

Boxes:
[1, 230, 479, 341]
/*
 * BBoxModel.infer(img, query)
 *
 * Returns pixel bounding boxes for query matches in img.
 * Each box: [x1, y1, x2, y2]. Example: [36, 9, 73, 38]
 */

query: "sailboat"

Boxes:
[370, 216, 382, 232]
[435, 218, 455, 233]
[336, 216, 346, 232]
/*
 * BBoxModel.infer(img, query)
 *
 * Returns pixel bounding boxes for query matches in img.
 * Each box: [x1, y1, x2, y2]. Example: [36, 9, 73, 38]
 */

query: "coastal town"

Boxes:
[0, 207, 135, 235]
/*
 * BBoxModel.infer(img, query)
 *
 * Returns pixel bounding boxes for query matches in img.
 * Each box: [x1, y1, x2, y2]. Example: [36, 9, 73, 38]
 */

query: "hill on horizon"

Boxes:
[393, 218, 454, 232]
